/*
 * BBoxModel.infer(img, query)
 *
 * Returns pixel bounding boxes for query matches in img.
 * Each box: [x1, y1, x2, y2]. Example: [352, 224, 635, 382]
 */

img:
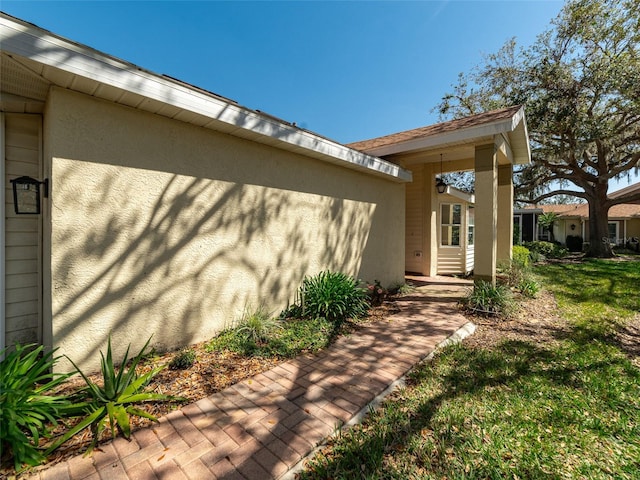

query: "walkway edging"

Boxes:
[281, 321, 477, 480]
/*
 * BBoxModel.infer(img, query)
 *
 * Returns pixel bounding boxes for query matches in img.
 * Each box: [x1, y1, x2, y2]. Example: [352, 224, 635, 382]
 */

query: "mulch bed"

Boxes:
[2, 300, 402, 477]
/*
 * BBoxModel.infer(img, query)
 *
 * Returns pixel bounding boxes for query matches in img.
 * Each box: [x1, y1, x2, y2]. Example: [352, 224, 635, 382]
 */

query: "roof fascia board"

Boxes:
[365, 107, 531, 166]
[444, 186, 475, 204]
[363, 113, 525, 158]
[0, 15, 411, 183]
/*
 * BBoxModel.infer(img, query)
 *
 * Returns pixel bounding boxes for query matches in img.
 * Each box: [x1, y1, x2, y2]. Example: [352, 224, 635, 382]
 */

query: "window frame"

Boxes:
[440, 203, 463, 247]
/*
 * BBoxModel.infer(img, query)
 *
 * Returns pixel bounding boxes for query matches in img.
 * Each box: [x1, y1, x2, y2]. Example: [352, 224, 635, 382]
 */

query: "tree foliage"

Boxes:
[437, 0, 640, 257]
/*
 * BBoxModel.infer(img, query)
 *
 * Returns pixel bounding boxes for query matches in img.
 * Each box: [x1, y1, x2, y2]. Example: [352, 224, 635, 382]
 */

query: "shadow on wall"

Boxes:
[0, 27, 403, 372]
[51, 168, 379, 372]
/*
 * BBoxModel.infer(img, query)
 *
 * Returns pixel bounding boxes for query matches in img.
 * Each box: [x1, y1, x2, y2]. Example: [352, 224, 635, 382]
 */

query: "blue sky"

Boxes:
[3, 1, 634, 191]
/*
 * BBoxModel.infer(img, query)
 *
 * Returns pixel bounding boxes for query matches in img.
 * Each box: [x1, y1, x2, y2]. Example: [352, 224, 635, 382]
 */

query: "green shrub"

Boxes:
[463, 281, 515, 317]
[511, 245, 530, 268]
[517, 277, 540, 298]
[47, 337, 184, 455]
[524, 241, 568, 259]
[0, 344, 73, 470]
[168, 348, 196, 370]
[298, 271, 369, 324]
[565, 235, 583, 252]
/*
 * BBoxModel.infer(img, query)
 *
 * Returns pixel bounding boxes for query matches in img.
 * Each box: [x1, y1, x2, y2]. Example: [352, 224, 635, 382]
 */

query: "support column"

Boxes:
[422, 163, 438, 276]
[474, 144, 497, 284]
[497, 164, 513, 265]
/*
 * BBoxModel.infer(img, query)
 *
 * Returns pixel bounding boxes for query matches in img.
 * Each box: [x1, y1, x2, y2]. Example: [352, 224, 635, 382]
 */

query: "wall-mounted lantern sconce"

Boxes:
[570, 224, 576, 231]
[10, 176, 49, 214]
[436, 153, 447, 193]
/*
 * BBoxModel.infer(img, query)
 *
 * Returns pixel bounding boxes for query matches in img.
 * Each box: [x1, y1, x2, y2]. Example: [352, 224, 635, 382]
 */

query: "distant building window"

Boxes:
[441, 203, 462, 246]
[608, 222, 619, 244]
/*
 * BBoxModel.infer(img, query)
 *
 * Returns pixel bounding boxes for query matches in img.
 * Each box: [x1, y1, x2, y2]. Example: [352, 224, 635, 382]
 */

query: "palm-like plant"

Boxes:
[0, 344, 73, 470]
[537, 212, 558, 243]
[46, 336, 184, 455]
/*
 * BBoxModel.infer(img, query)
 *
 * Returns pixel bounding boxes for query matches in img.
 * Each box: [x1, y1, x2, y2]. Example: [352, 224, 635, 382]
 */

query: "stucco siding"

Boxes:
[45, 88, 405, 372]
[627, 219, 640, 238]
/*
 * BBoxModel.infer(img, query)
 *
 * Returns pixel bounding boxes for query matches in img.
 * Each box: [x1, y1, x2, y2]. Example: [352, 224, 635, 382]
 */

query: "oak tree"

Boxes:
[438, 0, 640, 257]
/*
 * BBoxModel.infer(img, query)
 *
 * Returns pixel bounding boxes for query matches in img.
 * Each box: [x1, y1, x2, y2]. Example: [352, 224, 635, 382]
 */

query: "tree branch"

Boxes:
[516, 190, 589, 204]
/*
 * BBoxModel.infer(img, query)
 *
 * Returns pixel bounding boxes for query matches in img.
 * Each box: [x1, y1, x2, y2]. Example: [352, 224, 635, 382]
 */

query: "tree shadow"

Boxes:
[296, 335, 639, 478]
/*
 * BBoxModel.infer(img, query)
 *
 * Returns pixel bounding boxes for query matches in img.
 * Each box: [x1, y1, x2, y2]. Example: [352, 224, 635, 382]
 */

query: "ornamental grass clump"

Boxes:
[0, 344, 74, 471]
[235, 306, 282, 344]
[298, 271, 369, 324]
[463, 280, 516, 317]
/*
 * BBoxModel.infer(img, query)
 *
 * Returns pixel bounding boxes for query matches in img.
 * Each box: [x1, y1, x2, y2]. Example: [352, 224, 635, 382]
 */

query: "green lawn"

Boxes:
[299, 258, 640, 479]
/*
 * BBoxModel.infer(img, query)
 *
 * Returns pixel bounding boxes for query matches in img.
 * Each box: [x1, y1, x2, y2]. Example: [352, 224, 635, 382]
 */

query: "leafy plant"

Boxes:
[235, 306, 282, 344]
[511, 245, 531, 268]
[46, 337, 184, 455]
[366, 280, 388, 306]
[0, 344, 73, 470]
[517, 278, 540, 298]
[168, 348, 196, 370]
[524, 241, 568, 259]
[391, 282, 416, 296]
[298, 271, 369, 324]
[537, 212, 559, 243]
[463, 280, 515, 316]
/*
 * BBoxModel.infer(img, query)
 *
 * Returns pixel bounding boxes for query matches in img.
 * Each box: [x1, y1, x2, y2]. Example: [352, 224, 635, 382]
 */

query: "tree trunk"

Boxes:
[585, 194, 614, 258]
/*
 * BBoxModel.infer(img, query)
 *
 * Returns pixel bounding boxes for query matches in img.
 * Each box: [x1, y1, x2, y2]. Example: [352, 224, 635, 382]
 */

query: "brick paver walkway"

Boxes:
[28, 276, 473, 480]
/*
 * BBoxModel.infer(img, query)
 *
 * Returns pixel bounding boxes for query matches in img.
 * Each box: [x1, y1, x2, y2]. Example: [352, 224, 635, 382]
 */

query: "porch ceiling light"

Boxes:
[10, 176, 49, 214]
[436, 153, 447, 194]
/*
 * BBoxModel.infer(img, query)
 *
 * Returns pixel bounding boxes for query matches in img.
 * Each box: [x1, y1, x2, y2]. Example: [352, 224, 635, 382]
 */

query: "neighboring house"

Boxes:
[1, 13, 530, 372]
[514, 194, 640, 248]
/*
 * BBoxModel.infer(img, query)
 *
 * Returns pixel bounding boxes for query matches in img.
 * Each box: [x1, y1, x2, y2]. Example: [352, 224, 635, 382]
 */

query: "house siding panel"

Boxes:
[405, 165, 423, 273]
[4, 113, 41, 347]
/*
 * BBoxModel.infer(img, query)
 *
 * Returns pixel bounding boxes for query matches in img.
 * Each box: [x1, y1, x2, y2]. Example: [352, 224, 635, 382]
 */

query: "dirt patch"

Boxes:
[462, 290, 570, 350]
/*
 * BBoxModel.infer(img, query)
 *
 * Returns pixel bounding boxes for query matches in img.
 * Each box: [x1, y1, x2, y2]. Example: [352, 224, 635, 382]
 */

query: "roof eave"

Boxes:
[0, 13, 411, 184]
[360, 106, 531, 166]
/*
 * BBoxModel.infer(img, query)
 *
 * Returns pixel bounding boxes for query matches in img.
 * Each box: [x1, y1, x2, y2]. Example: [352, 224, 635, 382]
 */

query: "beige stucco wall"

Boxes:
[44, 88, 405, 372]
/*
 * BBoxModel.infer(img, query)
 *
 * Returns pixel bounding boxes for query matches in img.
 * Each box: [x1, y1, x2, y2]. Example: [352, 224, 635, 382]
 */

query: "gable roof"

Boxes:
[519, 203, 640, 219]
[610, 182, 640, 204]
[347, 105, 531, 165]
[0, 12, 411, 183]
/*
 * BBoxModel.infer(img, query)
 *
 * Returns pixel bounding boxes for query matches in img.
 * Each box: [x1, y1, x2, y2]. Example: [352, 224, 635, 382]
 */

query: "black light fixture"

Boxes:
[436, 153, 447, 194]
[10, 176, 49, 214]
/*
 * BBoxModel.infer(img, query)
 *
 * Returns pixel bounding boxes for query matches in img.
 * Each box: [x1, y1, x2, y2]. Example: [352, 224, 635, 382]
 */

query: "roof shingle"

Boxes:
[347, 105, 523, 152]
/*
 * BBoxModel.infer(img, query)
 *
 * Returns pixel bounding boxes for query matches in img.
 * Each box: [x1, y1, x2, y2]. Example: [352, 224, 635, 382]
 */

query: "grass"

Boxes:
[533, 258, 640, 338]
[300, 258, 640, 479]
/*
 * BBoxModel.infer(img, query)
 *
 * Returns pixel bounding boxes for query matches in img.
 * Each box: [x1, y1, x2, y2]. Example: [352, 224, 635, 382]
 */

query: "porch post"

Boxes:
[474, 144, 497, 285]
[497, 164, 513, 264]
[423, 163, 438, 276]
